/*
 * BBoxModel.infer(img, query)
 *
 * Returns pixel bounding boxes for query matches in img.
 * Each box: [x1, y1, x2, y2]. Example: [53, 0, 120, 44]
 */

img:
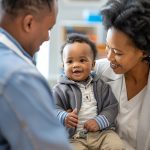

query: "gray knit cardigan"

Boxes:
[53, 75, 118, 138]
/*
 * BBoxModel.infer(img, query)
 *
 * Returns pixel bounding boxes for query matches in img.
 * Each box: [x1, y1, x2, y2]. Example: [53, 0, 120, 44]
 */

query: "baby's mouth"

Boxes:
[72, 69, 82, 74]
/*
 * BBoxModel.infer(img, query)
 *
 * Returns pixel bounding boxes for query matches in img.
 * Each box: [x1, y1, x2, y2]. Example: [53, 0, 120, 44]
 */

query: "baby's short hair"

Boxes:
[60, 33, 97, 62]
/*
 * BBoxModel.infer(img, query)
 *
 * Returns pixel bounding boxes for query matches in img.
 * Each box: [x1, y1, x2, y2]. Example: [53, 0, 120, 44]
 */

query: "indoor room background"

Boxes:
[36, 0, 108, 87]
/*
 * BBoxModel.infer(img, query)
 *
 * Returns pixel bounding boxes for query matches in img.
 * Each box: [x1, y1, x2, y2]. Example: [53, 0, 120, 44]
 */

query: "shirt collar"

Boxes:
[76, 75, 93, 87]
[0, 27, 35, 64]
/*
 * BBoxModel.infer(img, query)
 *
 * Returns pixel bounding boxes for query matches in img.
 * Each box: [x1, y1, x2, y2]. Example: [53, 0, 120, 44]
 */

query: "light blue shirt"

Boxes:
[0, 28, 72, 150]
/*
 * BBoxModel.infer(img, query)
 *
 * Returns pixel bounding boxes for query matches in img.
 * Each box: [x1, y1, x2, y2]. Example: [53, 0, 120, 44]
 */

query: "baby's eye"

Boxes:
[66, 60, 72, 64]
[80, 59, 86, 62]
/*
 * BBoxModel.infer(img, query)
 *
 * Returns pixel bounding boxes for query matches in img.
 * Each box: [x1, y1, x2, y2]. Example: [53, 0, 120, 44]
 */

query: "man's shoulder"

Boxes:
[0, 49, 39, 89]
[1, 51, 30, 74]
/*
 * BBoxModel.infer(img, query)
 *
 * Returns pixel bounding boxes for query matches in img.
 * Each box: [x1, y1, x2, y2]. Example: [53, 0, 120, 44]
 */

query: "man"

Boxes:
[0, 0, 72, 150]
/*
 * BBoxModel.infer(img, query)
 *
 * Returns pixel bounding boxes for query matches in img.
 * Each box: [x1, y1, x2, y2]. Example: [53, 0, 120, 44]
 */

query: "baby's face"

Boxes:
[63, 42, 95, 81]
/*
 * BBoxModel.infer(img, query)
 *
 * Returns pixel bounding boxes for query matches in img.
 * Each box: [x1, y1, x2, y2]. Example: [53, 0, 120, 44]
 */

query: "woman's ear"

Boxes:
[143, 51, 148, 57]
[141, 50, 149, 60]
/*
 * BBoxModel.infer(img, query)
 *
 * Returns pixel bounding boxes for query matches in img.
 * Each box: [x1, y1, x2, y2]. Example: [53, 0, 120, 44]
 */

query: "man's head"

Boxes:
[0, 0, 58, 56]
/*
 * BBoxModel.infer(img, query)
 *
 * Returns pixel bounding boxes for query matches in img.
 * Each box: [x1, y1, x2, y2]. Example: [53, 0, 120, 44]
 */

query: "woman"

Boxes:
[95, 0, 150, 150]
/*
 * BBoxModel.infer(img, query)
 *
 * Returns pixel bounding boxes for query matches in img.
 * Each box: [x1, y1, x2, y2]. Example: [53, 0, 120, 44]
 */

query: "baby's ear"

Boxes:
[60, 63, 65, 75]
[92, 61, 95, 69]
[61, 63, 64, 68]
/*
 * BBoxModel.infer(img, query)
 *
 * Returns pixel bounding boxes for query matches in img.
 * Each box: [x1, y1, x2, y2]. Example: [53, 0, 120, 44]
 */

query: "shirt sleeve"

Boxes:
[53, 86, 68, 126]
[94, 78, 118, 130]
[95, 58, 109, 76]
[0, 67, 72, 150]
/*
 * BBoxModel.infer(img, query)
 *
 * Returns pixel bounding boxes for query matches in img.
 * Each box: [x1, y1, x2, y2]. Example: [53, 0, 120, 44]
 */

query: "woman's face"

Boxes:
[106, 27, 144, 74]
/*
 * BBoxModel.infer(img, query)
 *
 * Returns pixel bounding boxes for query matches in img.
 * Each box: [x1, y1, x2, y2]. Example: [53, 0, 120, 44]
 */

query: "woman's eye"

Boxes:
[105, 44, 123, 56]
[115, 53, 123, 56]
[113, 50, 123, 56]
[105, 47, 109, 53]
[105, 44, 110, 51]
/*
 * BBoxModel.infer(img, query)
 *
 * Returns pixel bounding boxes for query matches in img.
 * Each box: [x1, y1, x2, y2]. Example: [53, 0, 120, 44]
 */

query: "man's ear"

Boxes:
[22, 15, 34, 32]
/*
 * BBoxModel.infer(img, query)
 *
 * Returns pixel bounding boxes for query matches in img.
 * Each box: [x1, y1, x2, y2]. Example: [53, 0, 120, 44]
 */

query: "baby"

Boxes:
[53, 33, 123, 150]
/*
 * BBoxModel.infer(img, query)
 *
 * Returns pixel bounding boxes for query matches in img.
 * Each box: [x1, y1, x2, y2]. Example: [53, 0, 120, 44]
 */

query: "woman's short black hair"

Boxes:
[60, 33, 97, 62]
[101, 0, 150, 61]
[1, 0, 54, 15]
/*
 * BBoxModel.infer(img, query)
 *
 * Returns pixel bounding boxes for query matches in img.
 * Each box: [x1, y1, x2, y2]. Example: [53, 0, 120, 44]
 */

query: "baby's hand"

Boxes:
[84, 119, 100, 132]
[65, 109, 78, 128]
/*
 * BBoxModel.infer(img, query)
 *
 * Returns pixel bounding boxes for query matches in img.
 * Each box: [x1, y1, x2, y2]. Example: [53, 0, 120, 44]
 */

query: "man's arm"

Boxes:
[0, 68, 72, 150]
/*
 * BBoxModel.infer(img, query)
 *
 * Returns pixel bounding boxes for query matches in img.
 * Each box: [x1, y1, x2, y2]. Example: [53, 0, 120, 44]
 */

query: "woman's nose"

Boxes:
[107, 49, 115, 62]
